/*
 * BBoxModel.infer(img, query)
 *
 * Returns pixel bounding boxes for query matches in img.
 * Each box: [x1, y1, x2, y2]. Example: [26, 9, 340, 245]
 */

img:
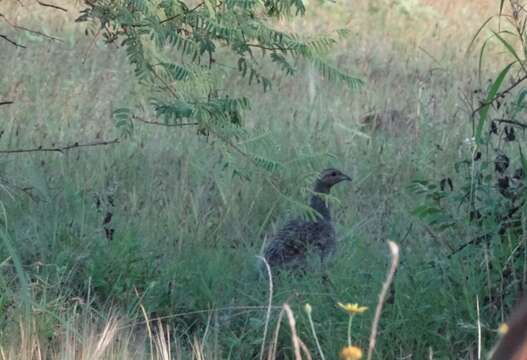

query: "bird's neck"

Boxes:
[310, 181, 331, 221]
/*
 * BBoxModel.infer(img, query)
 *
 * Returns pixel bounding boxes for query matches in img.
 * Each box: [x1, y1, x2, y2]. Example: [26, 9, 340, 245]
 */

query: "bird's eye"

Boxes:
[331, 171, 337, 176]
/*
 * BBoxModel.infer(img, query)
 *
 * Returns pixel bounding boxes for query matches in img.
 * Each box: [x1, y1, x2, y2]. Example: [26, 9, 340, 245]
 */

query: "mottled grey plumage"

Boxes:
[263, 168, 351, 270]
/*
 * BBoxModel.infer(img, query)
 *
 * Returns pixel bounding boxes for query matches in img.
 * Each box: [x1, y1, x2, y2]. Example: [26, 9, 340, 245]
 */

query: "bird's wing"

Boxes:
[264, 219, 321, 266]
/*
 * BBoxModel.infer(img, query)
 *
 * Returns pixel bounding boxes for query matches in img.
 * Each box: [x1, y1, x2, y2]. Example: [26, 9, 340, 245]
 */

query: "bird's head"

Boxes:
[316, 168, 352, 191]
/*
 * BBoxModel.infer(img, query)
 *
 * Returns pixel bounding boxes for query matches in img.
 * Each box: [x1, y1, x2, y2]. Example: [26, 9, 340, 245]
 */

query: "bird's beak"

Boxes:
[341, 173, 352, 182]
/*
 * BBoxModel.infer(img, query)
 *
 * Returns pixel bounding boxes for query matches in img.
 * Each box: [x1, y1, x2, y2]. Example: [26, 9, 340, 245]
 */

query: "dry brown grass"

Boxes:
[0, 315, 185, 360]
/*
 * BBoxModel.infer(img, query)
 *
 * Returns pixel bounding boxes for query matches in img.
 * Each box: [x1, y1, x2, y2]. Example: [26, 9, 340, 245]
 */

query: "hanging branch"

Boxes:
[0, 13, 63, 43]
[0, 34, 25, 48]
[0, 138, 120, 154]
[132, 115, 198, 127]
[36, 1, 68, 12]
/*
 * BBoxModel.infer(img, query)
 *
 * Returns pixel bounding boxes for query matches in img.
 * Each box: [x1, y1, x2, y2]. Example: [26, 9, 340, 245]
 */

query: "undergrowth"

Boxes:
[1, 0, 525, 358]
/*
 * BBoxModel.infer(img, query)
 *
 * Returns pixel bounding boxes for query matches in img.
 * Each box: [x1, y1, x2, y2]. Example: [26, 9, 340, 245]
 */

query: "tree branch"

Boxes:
[246, 43, 292, 52]
[0, 138, 120, 154]
[472, 73, 527, 118]
[0, 101, 14, 106]
[494, 118, 527, 129]
[132, 115, 198, 127]
[1, 14, 63, 42]
[0, 34, 26, 48]
[36, 1, 68, 12]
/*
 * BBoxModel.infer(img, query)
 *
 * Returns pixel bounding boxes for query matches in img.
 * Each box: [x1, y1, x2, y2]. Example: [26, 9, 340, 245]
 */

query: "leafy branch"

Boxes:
[76, 0, 362, 140]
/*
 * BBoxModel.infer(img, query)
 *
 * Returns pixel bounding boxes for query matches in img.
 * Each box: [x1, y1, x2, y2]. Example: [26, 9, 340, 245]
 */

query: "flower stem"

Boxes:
[347, 315, 354, 347]
[307, 310, 326, 360]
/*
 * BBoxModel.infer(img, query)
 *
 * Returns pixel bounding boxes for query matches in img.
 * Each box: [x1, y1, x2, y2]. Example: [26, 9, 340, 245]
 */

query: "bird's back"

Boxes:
[263, 218, 336, 269]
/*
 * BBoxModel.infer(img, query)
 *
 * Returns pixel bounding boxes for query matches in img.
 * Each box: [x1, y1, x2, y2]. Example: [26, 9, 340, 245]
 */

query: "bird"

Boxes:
[262, 168, 352, 271]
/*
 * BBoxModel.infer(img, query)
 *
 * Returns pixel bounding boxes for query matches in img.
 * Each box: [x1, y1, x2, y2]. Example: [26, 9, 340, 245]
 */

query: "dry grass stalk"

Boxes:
[257, 255, 274, 360]
[367, 241, 400, 360]
[268, 304, 285, 360]
[86, 317, 120, 360]
[283, 303, 304, 360]
[154, 321, 172, 360]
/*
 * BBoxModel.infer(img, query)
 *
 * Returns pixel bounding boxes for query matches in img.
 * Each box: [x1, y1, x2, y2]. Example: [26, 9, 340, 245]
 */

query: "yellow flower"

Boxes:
[340, 345, 363, 360]
[498, 323, 509, 335]
[338, 302, 368, 315]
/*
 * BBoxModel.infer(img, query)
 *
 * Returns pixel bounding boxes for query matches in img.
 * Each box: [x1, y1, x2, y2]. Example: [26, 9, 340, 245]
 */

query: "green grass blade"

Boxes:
[477, 62, 514, 144]
[492, 31, 523, 65]
[466, 16, 495, 57]
[0, 229, 31, 319]
[478, 36, 493, 82]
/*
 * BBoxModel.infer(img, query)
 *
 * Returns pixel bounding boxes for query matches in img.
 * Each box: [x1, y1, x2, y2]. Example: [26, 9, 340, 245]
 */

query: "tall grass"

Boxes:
[0, 0, 518, 358]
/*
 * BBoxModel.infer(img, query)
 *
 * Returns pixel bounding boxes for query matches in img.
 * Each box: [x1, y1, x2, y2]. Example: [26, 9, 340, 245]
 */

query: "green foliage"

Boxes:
[6, 0, 527, 358]
[77, 0, 362, 139]
[411, 0, 527, 317]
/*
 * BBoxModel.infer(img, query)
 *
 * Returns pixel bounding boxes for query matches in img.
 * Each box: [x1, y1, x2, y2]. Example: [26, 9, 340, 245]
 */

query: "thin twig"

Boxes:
[471, 73, 527, 118]
[0, 138, 120, 154]
[1, 14, 63, 42]
[82, 27, 102, 64]
[495, 118, 527, 129]
[0, 34, 25, 48]
[210, 130, 251, 158]
[246, 43, 293, 52]
[132, 115, 198, 127]
[0, 101, 14, 107]
[367, 241, 400, 360]
[149, 66, 178, 97]
[423, 224, 455, 251]
[256, 256, 273, 360]
[36, 1, 68, 12]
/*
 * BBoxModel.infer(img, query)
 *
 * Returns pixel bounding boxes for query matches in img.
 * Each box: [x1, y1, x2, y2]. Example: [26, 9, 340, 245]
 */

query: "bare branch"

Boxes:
[0, 101, 14, 106]
[0, 14, 63, 42]
[82, 27, 102, 64]
[495, 118, 527, 128]
[0, 138, 120, 155]
[36, 0, 68, 12]
[0, 34, 26, 48]
[132, 115, 198, 127]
